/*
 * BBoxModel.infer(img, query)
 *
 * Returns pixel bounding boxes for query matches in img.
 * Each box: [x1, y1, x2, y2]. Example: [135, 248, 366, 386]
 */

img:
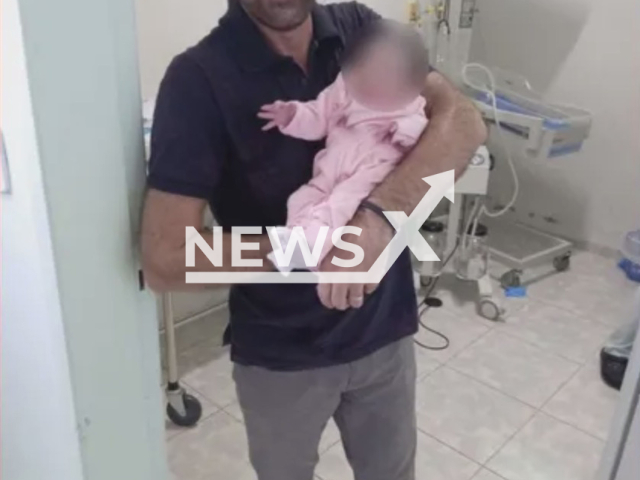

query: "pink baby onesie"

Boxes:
[276, 74, 427, 267]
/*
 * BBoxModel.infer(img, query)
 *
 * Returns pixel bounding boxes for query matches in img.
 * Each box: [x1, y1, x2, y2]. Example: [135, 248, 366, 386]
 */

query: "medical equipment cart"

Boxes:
[418, 146, 503, 321]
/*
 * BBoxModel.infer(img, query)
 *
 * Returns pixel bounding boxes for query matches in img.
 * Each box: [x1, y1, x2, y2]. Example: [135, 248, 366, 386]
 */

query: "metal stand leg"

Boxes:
[163, 293, 179, 390]
[163, 292, 203, 427]
[446, 193, 464, 257]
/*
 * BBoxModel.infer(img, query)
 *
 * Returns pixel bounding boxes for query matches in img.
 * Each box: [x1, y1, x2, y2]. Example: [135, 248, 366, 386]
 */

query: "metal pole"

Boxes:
[162, 293, 179, 385]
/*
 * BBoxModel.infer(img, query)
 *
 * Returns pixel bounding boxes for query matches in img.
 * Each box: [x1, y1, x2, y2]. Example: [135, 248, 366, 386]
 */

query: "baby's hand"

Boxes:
[258, 101, 296, 131]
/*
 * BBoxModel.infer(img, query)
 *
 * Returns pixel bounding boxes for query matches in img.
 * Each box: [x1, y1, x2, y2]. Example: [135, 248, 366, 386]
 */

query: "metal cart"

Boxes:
[484, 218, 573, 290]
[418, 146, 504, 321]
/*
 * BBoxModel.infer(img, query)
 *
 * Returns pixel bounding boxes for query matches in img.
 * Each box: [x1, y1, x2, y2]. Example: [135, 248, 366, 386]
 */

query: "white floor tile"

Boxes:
[223, 400, 243, 423]
[416, 367, 535, 463]
[167, 411, 254, 480]
[319, 419, 342, 454]
[315, 442, 351, 480]
[497, 300, 612, 364]
[543, 360, 620, 440]
[526, 252, 637, 328]
[487, 413, 604, 480]
[415, 433, 481, 480]
[472, 469, 507, 480]
[316, 431, 480, 480]
[182, 346, 237, 408]
[415, 345, 443, 380]
[569, 251, 625, 282]
[448, 331, 580, 407]
[415, 307, 491, 364]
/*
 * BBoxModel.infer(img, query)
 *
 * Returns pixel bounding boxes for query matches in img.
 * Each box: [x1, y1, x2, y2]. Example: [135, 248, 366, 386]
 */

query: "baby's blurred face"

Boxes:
[343, 41, 422, 112]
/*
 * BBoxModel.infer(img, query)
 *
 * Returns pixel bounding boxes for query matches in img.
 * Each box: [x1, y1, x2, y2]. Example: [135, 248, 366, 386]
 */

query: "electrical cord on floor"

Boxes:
[415, 304, 450, 351]
[413, 198, 482, 351]
[413, 244, 459, 351]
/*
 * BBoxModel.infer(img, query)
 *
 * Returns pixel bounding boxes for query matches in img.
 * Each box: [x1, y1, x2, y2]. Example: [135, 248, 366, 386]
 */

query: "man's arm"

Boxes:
[317, 71, 487, 310]
[369, 70, 487, 213]
[140, 189, 272, 292]
[142, 54, 279, 292]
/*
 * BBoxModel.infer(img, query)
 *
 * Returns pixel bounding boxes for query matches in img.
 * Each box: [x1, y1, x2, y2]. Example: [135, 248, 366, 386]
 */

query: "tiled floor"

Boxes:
[165, 251, 637, 480]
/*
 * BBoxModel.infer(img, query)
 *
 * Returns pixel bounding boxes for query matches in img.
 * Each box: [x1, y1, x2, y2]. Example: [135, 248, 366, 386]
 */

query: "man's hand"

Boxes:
[317, 208, 394, 310]
[258, 101, 297, 131]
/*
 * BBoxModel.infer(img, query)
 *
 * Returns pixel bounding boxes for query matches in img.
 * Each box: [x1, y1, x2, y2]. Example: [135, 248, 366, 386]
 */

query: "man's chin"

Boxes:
[254, 12, 310, 32]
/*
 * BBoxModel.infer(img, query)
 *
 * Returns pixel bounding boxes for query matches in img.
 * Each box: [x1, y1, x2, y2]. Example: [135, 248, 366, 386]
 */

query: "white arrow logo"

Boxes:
[186, 170, 455, 284]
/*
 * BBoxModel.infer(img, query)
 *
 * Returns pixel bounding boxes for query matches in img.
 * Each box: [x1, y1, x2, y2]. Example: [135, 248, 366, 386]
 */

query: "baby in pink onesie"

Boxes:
[259, 21, 429, 271]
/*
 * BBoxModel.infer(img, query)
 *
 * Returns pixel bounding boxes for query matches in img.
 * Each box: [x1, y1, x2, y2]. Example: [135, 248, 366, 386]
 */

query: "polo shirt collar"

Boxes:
[221, 2, 342, 72]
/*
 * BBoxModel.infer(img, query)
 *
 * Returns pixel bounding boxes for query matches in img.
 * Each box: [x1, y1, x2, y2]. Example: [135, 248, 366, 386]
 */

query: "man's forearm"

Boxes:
[143, 229, 273, 291]
[369, 72, 487, 214]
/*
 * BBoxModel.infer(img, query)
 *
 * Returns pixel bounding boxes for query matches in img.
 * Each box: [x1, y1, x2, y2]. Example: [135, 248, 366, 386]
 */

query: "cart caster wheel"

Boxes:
[553, 253, 571, 272]
[478, 299, 501, 321]
[500, 270, 522, 289]
[420, 276, 435, 289]
[167, 393, 202, 427]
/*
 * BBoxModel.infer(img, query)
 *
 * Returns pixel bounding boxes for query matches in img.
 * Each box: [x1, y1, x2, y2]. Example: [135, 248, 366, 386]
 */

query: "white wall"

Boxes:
[136, 0, 230, 99]
[471, 0, 640, 250]
[1, 2, 85, 479]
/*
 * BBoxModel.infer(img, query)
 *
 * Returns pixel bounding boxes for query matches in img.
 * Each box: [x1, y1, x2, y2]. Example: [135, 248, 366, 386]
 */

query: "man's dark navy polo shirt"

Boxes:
[148, 2, 419, 370]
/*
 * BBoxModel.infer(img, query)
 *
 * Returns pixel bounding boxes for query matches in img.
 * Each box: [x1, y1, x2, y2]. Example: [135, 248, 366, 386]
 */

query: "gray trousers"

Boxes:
[604, 286, 640, 358]
[233, 338, 417, 480]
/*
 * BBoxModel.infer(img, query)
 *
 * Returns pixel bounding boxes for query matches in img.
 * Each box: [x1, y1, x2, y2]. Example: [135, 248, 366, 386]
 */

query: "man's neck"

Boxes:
[254, 16, 313, 72]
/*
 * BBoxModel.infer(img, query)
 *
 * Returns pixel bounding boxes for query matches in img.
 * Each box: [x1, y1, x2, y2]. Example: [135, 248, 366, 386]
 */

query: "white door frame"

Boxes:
[598, 289, 640, 480]
[2, 0, 167, 479]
